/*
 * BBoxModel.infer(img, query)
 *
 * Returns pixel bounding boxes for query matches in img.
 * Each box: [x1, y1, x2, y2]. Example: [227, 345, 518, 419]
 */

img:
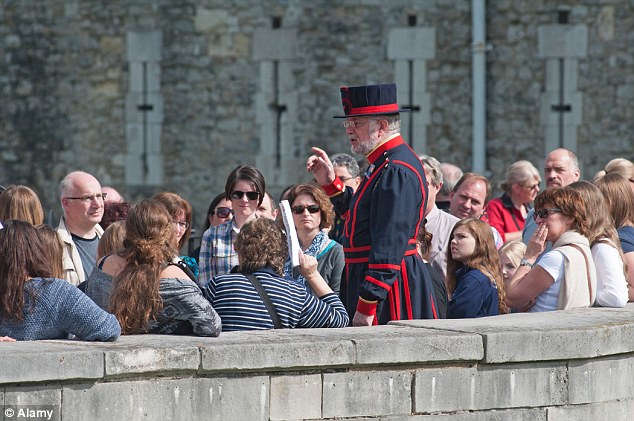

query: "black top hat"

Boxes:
[334, 83, 410, 118]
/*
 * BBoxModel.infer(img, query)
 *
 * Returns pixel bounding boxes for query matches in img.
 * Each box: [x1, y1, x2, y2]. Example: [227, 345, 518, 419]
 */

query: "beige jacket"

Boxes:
[553, 230, 597, 310]
[56, 216, 104, 286]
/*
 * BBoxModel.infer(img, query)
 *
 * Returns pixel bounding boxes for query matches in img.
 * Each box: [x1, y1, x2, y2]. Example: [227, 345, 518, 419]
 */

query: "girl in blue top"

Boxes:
[446, 218, 509, 318]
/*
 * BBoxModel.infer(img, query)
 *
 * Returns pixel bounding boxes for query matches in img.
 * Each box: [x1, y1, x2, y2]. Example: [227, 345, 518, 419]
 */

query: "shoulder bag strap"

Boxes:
[564, 243, 593, 301]
[165, 261, 198, 284]
[244, 273, 283, 329]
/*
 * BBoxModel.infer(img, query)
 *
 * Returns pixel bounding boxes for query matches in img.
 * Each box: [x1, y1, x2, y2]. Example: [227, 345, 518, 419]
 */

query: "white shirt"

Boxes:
[425, 205, 459, 279]
[529, 250, 564, 312]
[592, 241, 628, 308]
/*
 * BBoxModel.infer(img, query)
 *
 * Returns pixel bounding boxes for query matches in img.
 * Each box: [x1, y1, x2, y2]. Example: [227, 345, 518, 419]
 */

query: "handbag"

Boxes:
[244, 273, 283, 329]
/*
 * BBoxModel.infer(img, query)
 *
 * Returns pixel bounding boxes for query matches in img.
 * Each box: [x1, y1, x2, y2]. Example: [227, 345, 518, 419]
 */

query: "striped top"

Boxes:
[202, 267, 349, 331]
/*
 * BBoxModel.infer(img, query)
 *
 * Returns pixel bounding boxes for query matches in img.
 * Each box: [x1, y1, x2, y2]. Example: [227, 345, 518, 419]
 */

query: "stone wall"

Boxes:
[0, 1, 632, 227]
[2, 305, 634, 420]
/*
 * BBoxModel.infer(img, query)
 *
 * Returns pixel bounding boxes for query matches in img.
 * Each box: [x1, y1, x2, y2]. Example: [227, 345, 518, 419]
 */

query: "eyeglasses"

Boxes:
[291, 205, 320, 215]
[172, 220, 190, 230]
[211, 207, 232, 218]
[533, 208, 562, 221]
[341, 119, 374, 129]
[65, 193, 107, 203]
[523, 183, 540, 190]
[231, 190, 259, 201]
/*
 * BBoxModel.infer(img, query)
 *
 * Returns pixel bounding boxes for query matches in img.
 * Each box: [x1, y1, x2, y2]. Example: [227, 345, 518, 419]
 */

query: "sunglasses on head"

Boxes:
[211, 207, 232, 218]
[291, 205, 320, 215]
[533, 208, 562, 220]
[231, 190, 259, 201]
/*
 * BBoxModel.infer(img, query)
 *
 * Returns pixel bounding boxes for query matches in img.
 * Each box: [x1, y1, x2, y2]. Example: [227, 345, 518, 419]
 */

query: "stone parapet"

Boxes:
[2, 304, 634, 420]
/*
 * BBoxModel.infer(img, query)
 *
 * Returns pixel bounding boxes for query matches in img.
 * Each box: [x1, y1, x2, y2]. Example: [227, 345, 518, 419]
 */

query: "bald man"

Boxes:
[522, 148, 581, 244]
[56, 171, 106, 285]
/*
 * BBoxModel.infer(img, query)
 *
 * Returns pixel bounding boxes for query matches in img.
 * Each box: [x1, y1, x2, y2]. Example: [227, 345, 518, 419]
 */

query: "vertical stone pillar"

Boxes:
[125, 31, 163, 185]
[387, 27, 435, 153]
[253, 28, 297, 192]
[538, 24, 587, 156]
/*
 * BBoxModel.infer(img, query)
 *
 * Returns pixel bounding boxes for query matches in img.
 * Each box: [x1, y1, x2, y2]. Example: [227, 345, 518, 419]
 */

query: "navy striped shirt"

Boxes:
[202, 267, 349, 331]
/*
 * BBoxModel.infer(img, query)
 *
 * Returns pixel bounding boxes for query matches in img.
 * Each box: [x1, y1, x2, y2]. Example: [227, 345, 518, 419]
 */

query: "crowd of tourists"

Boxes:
[1, 83, 633, 342]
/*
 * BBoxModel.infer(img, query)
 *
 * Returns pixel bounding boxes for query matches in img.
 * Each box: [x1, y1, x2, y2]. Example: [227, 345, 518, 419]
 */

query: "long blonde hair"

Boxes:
[446, 218, 509, 314]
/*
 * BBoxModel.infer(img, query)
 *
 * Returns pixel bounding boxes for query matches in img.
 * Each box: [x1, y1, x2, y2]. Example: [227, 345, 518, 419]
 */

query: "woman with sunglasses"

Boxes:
[284, 184, 344, 294]
[199, 165, 266, 287]
[506, 187, 597, 312]
[484, 160, 541, 243]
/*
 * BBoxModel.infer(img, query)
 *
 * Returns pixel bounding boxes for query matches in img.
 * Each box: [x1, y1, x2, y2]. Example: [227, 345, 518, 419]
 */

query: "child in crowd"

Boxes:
[498, 240, 528, 312]
[446, 218, 509, 318]
[498, 241, 527, 287]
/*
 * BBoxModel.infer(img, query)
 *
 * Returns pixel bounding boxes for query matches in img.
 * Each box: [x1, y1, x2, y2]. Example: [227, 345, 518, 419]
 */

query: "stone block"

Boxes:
[104, 346, 201, 377]
[414, 362, 568, 412]
[129, 62, 161, 93]
[393, 306, 634, 363]
[270, 374, 321, 420]
[538, 25, 587, 58]
[195, 8, 232, 32]
[0, 342, 104, 384]
[540, 92, 582, 125]
[126, 31, 162, 61]
[125, 93, 164, 124]
[387, 27, 436, 60]
[373, 408, 547, 420]
[3, 386, 61, 421]
[547, 399, 634, 421]
[62, 376, 269, 421]
[544, 58, 579, 93]
[568, 354, 634, 404]
[253, 29, 297, 60]
[310, 325, 482, 365]
[200, 329, 354, 372]
[322, 370, 412, 418]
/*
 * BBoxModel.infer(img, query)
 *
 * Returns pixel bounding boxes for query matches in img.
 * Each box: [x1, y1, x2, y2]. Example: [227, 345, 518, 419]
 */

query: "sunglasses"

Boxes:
[533, 208, 562, 220]
[211, 207, 232, 218]
[291, 205, 320, 215]
[231, 190, 259, 201]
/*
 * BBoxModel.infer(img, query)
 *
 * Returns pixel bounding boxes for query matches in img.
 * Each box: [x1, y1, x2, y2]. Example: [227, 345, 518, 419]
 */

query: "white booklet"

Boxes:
[279, 200, 301, 267]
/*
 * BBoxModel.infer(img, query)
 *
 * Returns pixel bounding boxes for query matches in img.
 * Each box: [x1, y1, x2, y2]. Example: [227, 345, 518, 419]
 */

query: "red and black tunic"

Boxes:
[322, 135, 439, 324]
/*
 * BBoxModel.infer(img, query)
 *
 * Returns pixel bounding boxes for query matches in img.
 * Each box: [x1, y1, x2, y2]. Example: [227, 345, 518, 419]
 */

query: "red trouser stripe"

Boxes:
[401, 260, 413, 319]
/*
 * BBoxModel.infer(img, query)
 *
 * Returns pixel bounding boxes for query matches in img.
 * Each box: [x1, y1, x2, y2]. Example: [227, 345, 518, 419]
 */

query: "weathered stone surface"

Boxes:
[568, 354, 634, 404]
[323, 370, 412, 418]
[547, 399, 634, 421]
[3, 386, 61, 421]
[352, 408, 547, 420]
[62, 376, 269, 421]
[306, 325, 483, 364]
[393, 305, 634, 363]
[414, 363, 567, 412]
[270, 374, 321, 420]
[3, 307, 634, 419]
[0, 341, 104, 383]
[200, 329, 354, 372]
